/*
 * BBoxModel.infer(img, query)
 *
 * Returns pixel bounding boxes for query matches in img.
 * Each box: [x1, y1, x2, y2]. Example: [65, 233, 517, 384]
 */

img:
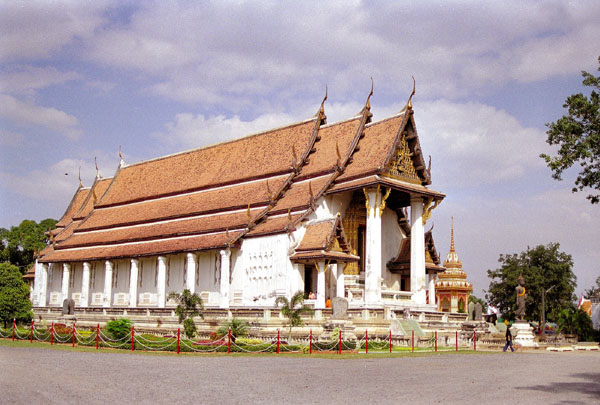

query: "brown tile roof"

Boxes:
[290, 216, 357, 263]
[388, 230, 445, 273]
[40, 230, 243, 262]
[97, 119, 318, 207]
[73, 177, 112, 220]
[289, 250, 359, 262]
[55, 187, 90, 228]
[328, 175, 445, 199]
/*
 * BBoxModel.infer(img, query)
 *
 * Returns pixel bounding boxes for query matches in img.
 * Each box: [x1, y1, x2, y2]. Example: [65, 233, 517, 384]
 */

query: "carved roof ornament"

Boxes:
[94, 157, 102, 179]
[407, 76, 416, 111]
[118, 145, 126, 168]
[246, 203, 251, 222]
[422, 197, 440, 225]
[385, 133, 420, 184]
[378, 187, 392, 216]
[359, 77, 374, 121]
[266, 179, 272, 201]
[308, 181, 314, 203]
[78, 167, 83, 188]
[318, 85, 328, 120]
[291, 144, 298, 170]
[335, 140, 342, 168]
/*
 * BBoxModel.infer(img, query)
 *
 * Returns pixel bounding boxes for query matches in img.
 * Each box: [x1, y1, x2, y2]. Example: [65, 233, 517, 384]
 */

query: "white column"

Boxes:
[80, 262, 90, 307]
[365, 188, 383, 306]
[336, 263, 345, 298]
[129, 259, 139, 308]
[157, 256, 167, 308]
[219, 249, 231, 309]
[61, 263, 71, 303]
[103, 260, 113, 308]
[316, 260, 326, 309]
[428, 274, 436, 306]
[186, 253, 197, 294]
[410, 197, 427, 305]
[33, 260, 40, 306]
[39, 263, 48, 306]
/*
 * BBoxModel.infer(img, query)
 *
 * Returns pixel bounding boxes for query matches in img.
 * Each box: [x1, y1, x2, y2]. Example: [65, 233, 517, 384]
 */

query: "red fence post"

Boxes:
[30, 320, 34, 343]
[131, 326, 135, 352]
[309, 330, 312, 354]
[12, 319, 15, 341]
[176, 328, 180, 354]
[96, 323, 99, 350]
[455, 330, 458, 351]
[435, 331, 437, 352]
[72, 324, 75, 347]
[50, 322, 54, 345]
[365, 330, 368, 354]
[389, 330, 392, 353]
[411, 330, 414, 353]
[473, 330, 477, 351]
[276, 329, 280, 354]
[338, 329, 342, 354]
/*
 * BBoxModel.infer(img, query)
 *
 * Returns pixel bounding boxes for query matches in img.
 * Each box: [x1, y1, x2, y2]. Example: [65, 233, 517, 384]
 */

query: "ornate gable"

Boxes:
[384, 132, 420, 184]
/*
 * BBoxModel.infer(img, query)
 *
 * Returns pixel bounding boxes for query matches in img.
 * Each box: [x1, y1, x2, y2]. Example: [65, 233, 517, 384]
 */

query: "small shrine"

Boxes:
[436, 218, 472, 313]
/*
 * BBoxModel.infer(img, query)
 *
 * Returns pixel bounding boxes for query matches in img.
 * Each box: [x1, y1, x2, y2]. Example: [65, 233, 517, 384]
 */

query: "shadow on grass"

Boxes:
[516, 372, 600, 402]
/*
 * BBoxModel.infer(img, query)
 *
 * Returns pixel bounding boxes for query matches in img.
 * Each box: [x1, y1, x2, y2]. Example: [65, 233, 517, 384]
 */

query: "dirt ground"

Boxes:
[1, 344, 598, 404]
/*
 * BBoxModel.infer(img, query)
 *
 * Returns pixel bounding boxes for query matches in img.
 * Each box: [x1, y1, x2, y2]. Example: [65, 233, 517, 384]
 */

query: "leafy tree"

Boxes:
[167, 289, 204, 339]
[275, 290, 314, 342]
[0, 262, 33, 327]
[105, 318, 132, 341]
[584, 276, 600, 299]
[486, 243, 576, 324]
[557, 307, 595, 341]
[0, 219, 57, 273]
[217, 318, 248, 343]
[540, 56, 600, 203]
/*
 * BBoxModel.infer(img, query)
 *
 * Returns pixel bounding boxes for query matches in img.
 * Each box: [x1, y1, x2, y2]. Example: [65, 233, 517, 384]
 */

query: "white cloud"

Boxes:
[0, 2, 106, 61]
[0, 94, 83, 140]
[0, 130, 25, 147]
[81, 1, 600, 105]
[0, 65, 81, 96]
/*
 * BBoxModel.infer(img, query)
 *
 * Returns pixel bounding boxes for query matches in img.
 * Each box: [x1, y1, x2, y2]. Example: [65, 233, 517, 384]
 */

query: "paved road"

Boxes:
[2, 345, 599, 404]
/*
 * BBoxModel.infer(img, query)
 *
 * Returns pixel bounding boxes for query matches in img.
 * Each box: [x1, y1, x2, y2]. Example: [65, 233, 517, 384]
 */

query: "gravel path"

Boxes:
[1, 344, 599, 404]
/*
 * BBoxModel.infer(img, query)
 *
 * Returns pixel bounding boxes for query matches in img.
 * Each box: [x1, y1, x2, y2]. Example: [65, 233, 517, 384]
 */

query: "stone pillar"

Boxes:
[129, 259, 139, 308]
[81, 262, 91, 307]
[336, 262, 345, 298]
[186, 253, 197, 294]
[365, 187, 383, 306]
[39, 263, 48, 306]
[61, 263, 71, 303]
[316, 260, 326, 309]
[428, 274, 436, 305]
[451, 294, 458, 313]
[219, 249, 231, 309]
[410, 196, 426, 305]
[157, 256, 167, 308]
[103, 260, 113, 308]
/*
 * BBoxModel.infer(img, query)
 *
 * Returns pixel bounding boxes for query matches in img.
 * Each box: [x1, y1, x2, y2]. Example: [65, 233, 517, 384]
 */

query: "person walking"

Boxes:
[503, 320, 514, 352]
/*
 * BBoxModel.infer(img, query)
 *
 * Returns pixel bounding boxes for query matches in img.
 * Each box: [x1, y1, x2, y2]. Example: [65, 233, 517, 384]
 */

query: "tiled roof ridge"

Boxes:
[123, 116, 319, 170]
[54, 186, 91, 228]
[72, 176, 113, 220]
[227, 93, 329, 246]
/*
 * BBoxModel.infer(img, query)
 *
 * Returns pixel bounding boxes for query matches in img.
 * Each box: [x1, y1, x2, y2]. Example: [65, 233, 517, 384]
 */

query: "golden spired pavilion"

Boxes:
[436, 218, 472, 312]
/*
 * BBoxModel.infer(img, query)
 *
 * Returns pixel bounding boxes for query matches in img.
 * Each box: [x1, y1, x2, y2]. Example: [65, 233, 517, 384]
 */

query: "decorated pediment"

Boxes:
[384, 133, 420, 184]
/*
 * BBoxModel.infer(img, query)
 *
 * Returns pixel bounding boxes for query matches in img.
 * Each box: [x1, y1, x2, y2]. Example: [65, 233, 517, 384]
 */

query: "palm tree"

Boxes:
[217, 318, 248, 343]
[275, 290, 314, 342]
[168, 289, 203, 339]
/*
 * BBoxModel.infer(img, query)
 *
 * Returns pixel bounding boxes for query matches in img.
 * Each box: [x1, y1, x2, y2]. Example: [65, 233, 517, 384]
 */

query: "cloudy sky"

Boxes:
[1, 1, 598, 298]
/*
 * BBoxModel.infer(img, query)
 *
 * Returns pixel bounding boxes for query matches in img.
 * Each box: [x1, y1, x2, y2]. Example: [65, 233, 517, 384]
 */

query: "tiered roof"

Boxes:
[39, 90, 443, 263]
[387, 229, 445, 274]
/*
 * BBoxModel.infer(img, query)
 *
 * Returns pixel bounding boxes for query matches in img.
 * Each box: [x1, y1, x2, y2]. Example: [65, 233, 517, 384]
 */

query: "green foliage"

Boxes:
[584, 276, 600, 299]
[105, 318, 132, 341]
[0, 219, 57, 271]
[0, 262, 33, 327]
[167, 289, 203, 338]
[486, 243, 576, 323]
[557, 308, 596, 341]
[540, 56, 600, 204]
[275, 290, 314, 341]
[217, 318, 248, 343]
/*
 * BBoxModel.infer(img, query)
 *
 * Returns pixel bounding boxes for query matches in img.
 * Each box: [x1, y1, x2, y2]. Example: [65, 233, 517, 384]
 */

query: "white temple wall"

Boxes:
[89, 261, 104, 306]
[138, 257, 158, 306]
[196, 251, 220, 306]
[71, 263, 83, 303]
[311, 193, 351, 221]
[381, 208, 405, 290]
[166, 254, 185, 306]
[233, 233, 292, 306]
[47, 263, 62, 306]
[112, 260, 130, 306]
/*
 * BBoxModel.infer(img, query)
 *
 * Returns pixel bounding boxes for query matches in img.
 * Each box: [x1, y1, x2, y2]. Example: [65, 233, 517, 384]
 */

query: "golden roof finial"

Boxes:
[365, 77, 374, 110]
[94, 157, 102, 179]
[78, 167, 83, 188]
[407, 76, 416, 110]
[320, 85, 328, 115]
[450, 216, 455, 253]
[118, 145, 125, 168]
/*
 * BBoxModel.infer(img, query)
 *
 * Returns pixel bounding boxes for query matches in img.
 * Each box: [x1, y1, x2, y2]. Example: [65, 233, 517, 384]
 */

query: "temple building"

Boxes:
[435, 219, 472, 312]
[32, 88, 450, 315]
